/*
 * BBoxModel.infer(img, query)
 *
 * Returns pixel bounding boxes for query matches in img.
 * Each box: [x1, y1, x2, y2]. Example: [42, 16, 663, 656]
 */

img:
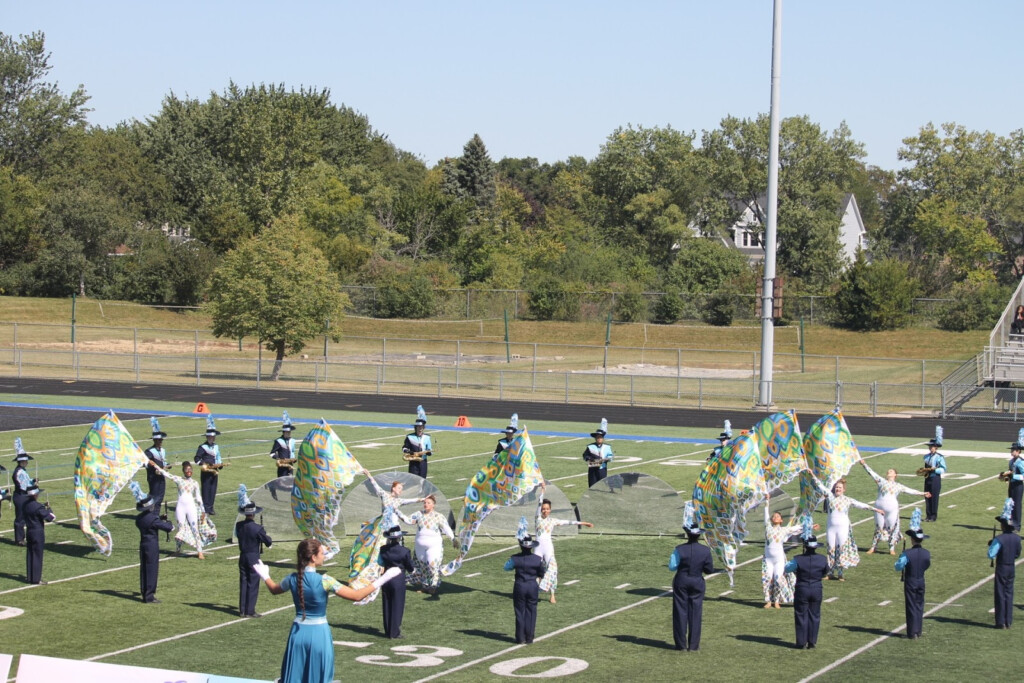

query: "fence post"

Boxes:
[456, 340, 460, 390]
[314, 362, 319, 393]
[871, 381, 877, 417]
[376, 365, 382, 395]
[193, 331, 199, 380]
[437, 367, 442, 398]
[133, 327, 138, 356]
[12, 322, 16, 351]
[195, 356, 200, 387]
[565, 372, 569, 403]
[921, 360, 926, 409]
[940, 385, 946, 419]
[835, 381, 842, 408]
[466, 289, 470, 319]
[532, 343, 538, 392]
[499, 370, 504, 401]
[698, 377, 703, 409]
[630, 374, 635, 406]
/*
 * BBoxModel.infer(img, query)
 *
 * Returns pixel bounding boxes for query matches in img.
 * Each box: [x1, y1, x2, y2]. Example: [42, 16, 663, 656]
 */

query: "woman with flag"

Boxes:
[535, 482, 593, 604]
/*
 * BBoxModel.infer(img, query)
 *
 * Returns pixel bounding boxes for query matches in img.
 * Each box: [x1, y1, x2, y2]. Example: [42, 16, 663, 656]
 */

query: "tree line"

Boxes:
[1, 31, 1020, 338]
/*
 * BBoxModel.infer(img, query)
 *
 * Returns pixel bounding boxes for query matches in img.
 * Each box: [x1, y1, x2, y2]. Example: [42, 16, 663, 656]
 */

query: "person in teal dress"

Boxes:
[254, 538, 401, 683]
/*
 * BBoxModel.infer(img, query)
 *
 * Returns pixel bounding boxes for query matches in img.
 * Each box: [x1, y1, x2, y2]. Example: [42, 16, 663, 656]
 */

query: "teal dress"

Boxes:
[279, 568, 342, 683]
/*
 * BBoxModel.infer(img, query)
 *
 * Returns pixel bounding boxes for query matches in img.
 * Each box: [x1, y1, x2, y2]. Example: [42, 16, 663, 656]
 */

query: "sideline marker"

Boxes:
[455, 415, 472, 427]
[193, 402, 211, 414]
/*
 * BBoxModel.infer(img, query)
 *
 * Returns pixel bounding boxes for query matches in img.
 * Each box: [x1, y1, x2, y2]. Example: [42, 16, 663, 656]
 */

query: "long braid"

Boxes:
[296, 538, 320, 621]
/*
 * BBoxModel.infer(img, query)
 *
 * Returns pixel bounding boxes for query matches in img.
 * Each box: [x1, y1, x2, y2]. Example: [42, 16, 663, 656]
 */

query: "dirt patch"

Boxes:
[576, 363, 753, 378]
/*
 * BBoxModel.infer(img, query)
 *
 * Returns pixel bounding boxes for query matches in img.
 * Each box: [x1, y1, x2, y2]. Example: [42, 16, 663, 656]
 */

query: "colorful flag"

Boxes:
[753, 410, 807, 490]
[73, 411, 148, 555]
[442, 427, 544, 575]
[291, 419, 362, 560]
[797, 409, 861, 518]
[346, 515, 386, 604]
[692, 429, 767, 583]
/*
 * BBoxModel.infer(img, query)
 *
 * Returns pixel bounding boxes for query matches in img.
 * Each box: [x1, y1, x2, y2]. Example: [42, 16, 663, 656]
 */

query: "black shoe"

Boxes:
[807, 643, 815, 649]
[689, 647, 699, 652]
[675, 646, 686, 651]
[526, 639, 533, 644]
[16, 541, 25, 547]
[145, 598, 161, 604]
[389, 634, 404, 639]
[208, 511, 216, 516]
[249, 612, 262, 618]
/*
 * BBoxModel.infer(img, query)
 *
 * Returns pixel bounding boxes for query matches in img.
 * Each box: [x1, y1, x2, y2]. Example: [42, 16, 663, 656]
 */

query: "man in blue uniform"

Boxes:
[493, 414, 519, 460]
[668, 504, 715, 651]
[144, 418, 169, 508]
[894, 520, 930, 639]
[133, 482, 173, 603]
[787, 519, 829, 649]
[236, 486, 272, 617]
[921, 428, 946, 522]
[403, 406, 432, 479]
[505, 534, 545, 644]
[194, 417, 224, 515]
[377, 525, 414, 638]
[988, 499, 1020, 629]
[1001, 434, 1024, 532]
[582, 418, 614, 488]
[23, 484, 55, 585]
[269, 413, 298, 478]
[708, 421, 732, 462]
[11, 441, 33, 546]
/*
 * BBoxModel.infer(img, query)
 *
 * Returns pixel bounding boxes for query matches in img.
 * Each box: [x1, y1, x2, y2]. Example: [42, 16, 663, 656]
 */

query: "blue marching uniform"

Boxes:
[194, 442, 220, 514]
[583, 443, 613, 488]
[669, 540, 715, 651]
[24, 498, 56, 584]
[270, 436, 297, 478]
[378, 541, 415, 638]
[895, 545, 931, 638]
[923, 451, 946, 521]
[505, 551, 546, 644]
[787, 549, 829, 648]
[12, 465, 31, 545]
[988, 532, 1021, 628]
[137, 507, 173, 602]
[145, 445, 168, 507]
[403, 432, 432, 479]
[1006, 458, 1024, 531]
[236, 517, 272, 617]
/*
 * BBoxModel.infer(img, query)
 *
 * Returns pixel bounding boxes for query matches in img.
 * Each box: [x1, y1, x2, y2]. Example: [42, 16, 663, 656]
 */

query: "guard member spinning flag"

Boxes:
[987, 498, 1020, 629]
[493, 413, 519, 460]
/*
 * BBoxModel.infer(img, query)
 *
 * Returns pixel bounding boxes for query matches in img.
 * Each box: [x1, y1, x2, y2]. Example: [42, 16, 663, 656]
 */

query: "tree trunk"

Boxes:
[270, 341, 286, 380]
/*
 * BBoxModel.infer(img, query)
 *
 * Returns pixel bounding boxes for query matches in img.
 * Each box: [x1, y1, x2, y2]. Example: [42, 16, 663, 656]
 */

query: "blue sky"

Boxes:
[4, 1, 1022, 171]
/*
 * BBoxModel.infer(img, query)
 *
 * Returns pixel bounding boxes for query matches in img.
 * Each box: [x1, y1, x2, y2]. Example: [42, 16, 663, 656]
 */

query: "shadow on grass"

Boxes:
[929, 615, 992, 628]
[0, 571, 26, 582]
[952, 523, 996, 532]
[626, 587, 670, 597]
[605, 634, 676, 650]
[717, 595, 770, 608]
[186, 601, 238, 616]
[334, 623, 384, 637]
[458, 629, 515, 643]
[45, 542, 97, 559]
[834, 624, 894, 637]
[86, 588, 141, 602]
[733, 634, 796, 648]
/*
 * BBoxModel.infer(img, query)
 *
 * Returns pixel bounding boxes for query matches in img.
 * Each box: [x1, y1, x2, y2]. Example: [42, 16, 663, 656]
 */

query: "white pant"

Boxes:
[874, 494, 899, 529]
[536, 534, 555, 564]
[764, 542, 787, 580]
[827, 511, 850, 549]
[415, 529, 443, 565]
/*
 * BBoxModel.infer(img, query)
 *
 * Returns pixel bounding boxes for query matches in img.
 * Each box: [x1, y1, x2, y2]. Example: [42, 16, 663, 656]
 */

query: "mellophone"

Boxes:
[402, 449, 431, 462]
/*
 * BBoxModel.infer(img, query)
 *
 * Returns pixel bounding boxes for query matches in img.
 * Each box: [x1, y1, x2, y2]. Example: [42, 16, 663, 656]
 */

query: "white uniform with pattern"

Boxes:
[862, 463, 926, 551]
[409, 510, 454, 589]
[535, 500, 588, 593]
[817, 483, 873, 577]
[761, 505, 800, 603]
[158, 469, 216, 551]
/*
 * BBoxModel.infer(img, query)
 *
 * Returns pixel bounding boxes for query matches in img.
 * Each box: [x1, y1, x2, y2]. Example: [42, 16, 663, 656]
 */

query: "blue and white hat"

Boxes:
[238, 484, 261, 515]
[927, 426, 943, 448]
[801, 515, 820, 548]
[997, 497, 1015, 524]
[718, 420, 732, 441]
[414, 405, 427, 427]
[205, 415, 220, 437]
[130, 480, 155, 511]
[384, 525, 407, 539]
[682, 501, 702, 535]
[591, 418, 608, 438]
[906, 507, 928, 541]
[13, 438, 32, 462]
[1011, 428, 1024, 451]
[150, 417, 167, 439]
[516, 515, 530, 542]
[504, 413, 519, 435]
[281, 411, 294, 433]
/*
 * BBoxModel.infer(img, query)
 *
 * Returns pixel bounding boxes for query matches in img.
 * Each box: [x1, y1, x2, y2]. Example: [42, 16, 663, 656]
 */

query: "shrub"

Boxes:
[615, 283, 649, 323]
[703, 290, 735, 326]
[834, 257, 918, 331]
[936, 280, 1012, 331]
[654, 289, 686, 324]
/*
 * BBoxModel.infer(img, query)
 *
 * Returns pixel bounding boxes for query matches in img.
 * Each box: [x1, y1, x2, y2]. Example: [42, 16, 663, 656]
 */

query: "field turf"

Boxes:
[0, 395, 1018, 682]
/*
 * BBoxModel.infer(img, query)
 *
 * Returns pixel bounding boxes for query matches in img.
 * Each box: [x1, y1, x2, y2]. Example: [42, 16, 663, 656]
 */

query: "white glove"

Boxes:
[371, 566, 402, 589]
[253, 561, 271, 581]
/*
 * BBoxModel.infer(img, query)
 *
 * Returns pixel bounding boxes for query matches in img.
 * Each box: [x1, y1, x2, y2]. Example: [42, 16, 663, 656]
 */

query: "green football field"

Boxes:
[0, 393, 1019, 682]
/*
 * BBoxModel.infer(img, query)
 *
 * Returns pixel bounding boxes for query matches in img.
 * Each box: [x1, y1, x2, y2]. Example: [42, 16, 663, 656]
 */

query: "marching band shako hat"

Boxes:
[281, 410, 294, 433]
[590, 417, 608, 438]
[906, 507, 928, 541]
[384, 525, 408, 539]
[1011, 428, 1024, 451]
[13, 438, 32, 462]
[800, 515, 820, 548]
[997, 497, 1015, 523]
[25, 483, 43, 497]
[926, 425, 943, 448]
[237, 484, 262, 515]
[718, 420, 733, 441]
[205, 414, 220, 437]
[504, 413, 519, 435]
[682, 501, 703, 536]
[414, 405, 427, 427]
[150, 417, 167, 440]
[130, 481, 155, 511]
[518, 534, 540, 550]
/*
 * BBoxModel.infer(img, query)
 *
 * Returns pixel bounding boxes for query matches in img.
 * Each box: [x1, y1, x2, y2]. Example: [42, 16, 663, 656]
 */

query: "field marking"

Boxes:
[563, 579, 579, 586]
[799, 554, 1024, 683]
[464, 572, 482, 578]
[719, 590, 734, 597]
[614, 583, 631, 590]
[824, 597, 839, 603]
[878, 600, 891, 606]
[0, 606, 24, 620]
[333, 640, 373, 648]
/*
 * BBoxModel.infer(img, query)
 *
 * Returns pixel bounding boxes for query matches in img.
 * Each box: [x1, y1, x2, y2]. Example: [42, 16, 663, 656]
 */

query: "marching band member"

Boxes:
[859, 459, 930, 555]
[402, 405, 432, 479]
[157, 461, 216, 559]
[812, 477, 882, 581]
[494, 414, 519, 460]
[237, 485, 272, 618]
[194, 415, 228, 515]
[762, 504, 814, 608]
[919, 427, 946, 522]
[270, 412, 298, 478]
[669, 502, 715, 651]
[23, 483, 55, 585]
[536, 482, 593, 604]
[12, 439, 33, 546]
[408, 494, 455, 597]
[709, 421, 731, 461]
[377, 526, 414, 639]
[253, 539, 400, 683]
[894, 509, 930, 639]
[1000, 430, 1024, 532]
[505, 532, 545, 645]
[787, 517, 828, 649]
[144, 418, 169, 508]
[131, 481, 173, 603]
[582, 418, 614, 487]
[988, 499, 1020, 629]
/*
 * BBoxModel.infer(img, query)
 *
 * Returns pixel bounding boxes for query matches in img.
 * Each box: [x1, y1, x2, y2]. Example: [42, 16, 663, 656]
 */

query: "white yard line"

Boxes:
[798, 555, 1024, 683]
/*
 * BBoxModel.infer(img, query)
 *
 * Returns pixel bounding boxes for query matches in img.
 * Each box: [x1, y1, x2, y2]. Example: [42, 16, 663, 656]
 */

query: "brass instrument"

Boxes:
[276, 458, 297, 465]
[402, 449, 431, 462]
[587, 457, 612, 468]
[999, 471, 1012, 483]
[916, 467, 934, 477]
[202, 462, 230, 476]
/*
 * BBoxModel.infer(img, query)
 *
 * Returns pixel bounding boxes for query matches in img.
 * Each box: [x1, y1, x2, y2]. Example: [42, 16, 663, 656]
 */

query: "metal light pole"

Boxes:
[758, 0, 782, 408]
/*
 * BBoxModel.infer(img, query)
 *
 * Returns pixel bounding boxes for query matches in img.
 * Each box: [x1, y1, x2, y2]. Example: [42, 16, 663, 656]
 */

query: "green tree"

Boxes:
[0, 31, 90, 176]
[664, 236, 751, 294]
[834, 256, 919, 331]
[206, 223, 347, 379]
[442, 134, 496, 211]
